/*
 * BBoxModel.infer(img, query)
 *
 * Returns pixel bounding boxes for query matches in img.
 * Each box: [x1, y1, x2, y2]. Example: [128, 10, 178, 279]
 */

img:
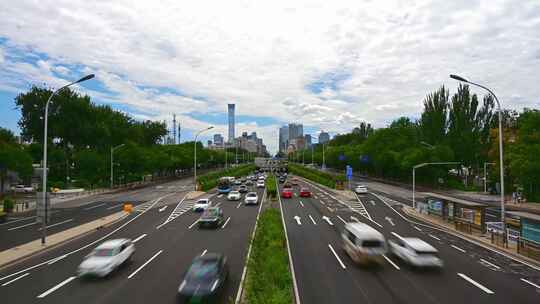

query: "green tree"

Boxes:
[420, 85, 449, 145]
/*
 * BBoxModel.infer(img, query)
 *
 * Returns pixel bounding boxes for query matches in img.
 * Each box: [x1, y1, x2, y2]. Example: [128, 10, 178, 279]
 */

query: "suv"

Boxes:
[389, 237, 443, 268]
[227, 191, 241, 201]
[198, 207, 224, 228]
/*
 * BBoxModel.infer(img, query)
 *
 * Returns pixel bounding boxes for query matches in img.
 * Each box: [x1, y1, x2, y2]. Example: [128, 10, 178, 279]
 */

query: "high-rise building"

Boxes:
[213, 134, 224, 146]
[288, 123, 303, 140]
[318, 131, 330, 144]
[304, 134, 312, 148]
[279, 125, 289, 153]
[228, 104, 235, 143]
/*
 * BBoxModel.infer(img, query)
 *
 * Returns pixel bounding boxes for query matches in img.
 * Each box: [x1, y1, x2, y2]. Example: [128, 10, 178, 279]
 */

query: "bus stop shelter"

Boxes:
[419, 192, 489, 233]
[507, 211, 540, 262]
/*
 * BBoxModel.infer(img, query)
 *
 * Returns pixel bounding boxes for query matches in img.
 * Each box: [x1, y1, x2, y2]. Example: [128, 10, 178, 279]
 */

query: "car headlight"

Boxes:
[211, 279, 220, 292]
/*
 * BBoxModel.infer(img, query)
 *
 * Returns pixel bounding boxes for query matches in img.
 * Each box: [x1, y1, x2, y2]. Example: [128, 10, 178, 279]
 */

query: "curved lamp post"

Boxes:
[194, 126, 214, 191]
[41, 74, 95, 245]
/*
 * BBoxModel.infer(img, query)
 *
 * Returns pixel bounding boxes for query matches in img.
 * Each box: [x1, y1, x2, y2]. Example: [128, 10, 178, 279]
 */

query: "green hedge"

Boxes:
[266, 175, 277, 199]
[2, 199, 14, 213]
[196, 164, 256, 191]
[288, 163, 345, 189]
[244, 208, 293, 303]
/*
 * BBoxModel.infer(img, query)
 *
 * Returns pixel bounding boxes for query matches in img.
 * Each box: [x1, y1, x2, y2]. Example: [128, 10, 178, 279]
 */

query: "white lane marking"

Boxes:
[520, 278, 540, 289]
[370, 200, 375, 206]
[320, 200, 326, 205]
[1, 273, 30, 286]
[222, 217, 231, 229]
[326, 206, 334, 212]
[37, 276, 77, 298]
[84, 203, 106, 211]
[7, 221, 37, 231]
[451, 245, 466, 253]
[236, 202, 242, 209]
[128, 250, 163, 279]
[322, 216, 334, 226]
[293, 216, 302, 225]
[106, 204, 123, 210]
[47, 254, 67, 265]
[308, 215, 317, 225]
[0, 216, 36, 226]
[132, 234, 147, 243]
[391, 232, 403, 239]
[336, 215, 347, 224]
[38, 219, 73, 230]
[351, 215, 383, 228]
[201, 249, 207, 256]
[429, 234, 441, 241]
[413, 226, 422, 232]
[457, 273, 494, 294]
[328, 244, 346, 269]
[188, 219, 200, 229]
[158, 206, 168, 212]
[385, 216, 395, 226]
[217, 194, 223, 198]
[383, 255, 401, 270]
[299, 201, 304, 207]
[480, 259, 501, 270]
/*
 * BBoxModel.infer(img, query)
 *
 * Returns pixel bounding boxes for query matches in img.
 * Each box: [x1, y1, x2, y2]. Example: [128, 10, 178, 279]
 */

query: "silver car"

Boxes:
[77, 239, 135, 277]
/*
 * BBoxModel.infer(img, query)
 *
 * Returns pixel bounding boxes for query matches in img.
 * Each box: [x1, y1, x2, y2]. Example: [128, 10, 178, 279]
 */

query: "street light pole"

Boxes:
[194, 126, 214, 191]
[41, 74, 95, 245]
[110, 144, 126, 188]
[451, 74, 506, 226]
[412, 162, 460, 209]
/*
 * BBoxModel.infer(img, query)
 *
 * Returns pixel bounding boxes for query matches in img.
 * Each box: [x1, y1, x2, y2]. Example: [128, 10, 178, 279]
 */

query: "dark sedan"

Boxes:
[178, 253, 228, 300]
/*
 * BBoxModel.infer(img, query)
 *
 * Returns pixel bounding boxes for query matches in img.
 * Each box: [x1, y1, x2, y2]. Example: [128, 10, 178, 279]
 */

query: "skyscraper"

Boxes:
[304, 134, 312, 148]
[288, 123, 303, 140]
[228, 104, 235, 143]
[279, 125, 289, 153]
[213, 134, 224, 146]
[319, 131, 330, 144]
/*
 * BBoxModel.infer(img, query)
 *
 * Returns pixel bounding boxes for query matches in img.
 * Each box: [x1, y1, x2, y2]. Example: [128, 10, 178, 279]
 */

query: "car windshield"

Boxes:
[92, 248, 116, 257]
[186, 259, 219, 280]
[197, 200, 208, 204]
[362, 240, 383, 248]
[247, 193, 256, 197]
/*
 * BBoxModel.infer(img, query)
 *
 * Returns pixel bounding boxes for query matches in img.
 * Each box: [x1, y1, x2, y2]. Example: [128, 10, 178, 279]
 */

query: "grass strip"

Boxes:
[288, 163, 345, 189]
[196, 164, 256, 191]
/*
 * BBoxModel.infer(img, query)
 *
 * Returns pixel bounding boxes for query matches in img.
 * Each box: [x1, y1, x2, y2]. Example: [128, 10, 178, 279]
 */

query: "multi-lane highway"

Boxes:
[279, 177, 540, 304]
[0, 179, 264, 304]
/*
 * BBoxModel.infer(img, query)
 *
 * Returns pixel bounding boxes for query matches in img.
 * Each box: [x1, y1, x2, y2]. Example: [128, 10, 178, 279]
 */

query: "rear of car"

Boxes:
[299, 188, 311, 197]
[178, 254, 228, 300]
[281, 187, 293, 199]
[244, 192, 258, 205]
[355, 185, 368, 194]
[389, 238, 443, 268]
[256, 181, 265, 188]
[193, 199, 210, 212]
[227, 191, 241, 201]
[198, 207, 223, 228]
[342, 223, 387, 265]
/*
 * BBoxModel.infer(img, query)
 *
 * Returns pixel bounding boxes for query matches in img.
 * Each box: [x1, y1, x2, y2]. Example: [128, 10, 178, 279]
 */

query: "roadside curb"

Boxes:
[401, 205, 540, 270]
[0, 211, 128, 271]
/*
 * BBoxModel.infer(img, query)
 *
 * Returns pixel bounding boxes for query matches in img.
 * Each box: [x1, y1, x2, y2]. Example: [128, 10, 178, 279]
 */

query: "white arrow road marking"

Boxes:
[520, 278, 540, 289]
[128, 250, 163, 279]
[457, 273, 494, 294]
[385, 216, 395, 226]
[308, 215, 317, 225]
[328, 244, 346, 269]
[37, 276, 77, 298]
[383, 255, 400, 270]
[294, 216, 302, 225]
[132, 234, 147, 243]
[370, 200, 375, 206]
[1, 273, 30, 286]
[299, 201, 304, 207]
[322, 216, 334, 226]
[222, 217, 231, 229]
[158, 206, 168, 212]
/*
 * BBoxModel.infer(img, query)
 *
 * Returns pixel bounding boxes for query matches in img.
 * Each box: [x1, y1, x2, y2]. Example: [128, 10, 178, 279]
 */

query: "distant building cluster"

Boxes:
[278, 123, 331, 154]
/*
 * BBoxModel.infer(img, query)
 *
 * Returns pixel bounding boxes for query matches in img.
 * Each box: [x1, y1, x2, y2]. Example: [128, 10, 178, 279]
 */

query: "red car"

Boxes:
[299, 188, 311, 197]
[281, 188, 293, 199]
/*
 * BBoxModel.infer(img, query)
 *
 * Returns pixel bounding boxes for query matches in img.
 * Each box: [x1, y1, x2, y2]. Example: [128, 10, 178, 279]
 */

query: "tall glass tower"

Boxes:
[228, 104, 235, 143]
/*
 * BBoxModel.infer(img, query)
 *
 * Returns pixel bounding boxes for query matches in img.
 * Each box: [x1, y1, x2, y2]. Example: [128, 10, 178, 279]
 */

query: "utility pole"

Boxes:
[172, 114, 177, 144]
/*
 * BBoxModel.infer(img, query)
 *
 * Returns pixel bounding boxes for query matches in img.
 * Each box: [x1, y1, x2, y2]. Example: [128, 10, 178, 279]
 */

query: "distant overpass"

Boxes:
[254, 157, 288, 171]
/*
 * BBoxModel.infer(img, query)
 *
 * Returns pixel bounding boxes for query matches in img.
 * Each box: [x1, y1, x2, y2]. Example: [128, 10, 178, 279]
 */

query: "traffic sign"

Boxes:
[346, 165, 353, 180]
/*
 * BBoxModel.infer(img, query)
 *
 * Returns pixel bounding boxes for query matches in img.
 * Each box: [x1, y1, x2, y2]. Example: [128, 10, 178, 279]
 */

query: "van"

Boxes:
[342, 222, 387, 265]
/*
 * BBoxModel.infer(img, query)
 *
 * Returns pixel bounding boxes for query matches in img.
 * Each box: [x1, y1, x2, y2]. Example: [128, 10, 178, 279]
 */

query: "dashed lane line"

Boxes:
[37, 276, 77, 298]
[480, 259, 501, 270]
[457, 273, 494, 294]
[132, 234, 147, 243]
[127, 250, 163, 279]
[83, 203, 106, 211]
[222, 217, 231, 229]
[309, 215, 317, 225]
[328, 244, 346, 269]
[383, 255, 401, 270]
[1, 273, 29, 287]
[451, 245, 467, 253]
[520, 278, 540, 289]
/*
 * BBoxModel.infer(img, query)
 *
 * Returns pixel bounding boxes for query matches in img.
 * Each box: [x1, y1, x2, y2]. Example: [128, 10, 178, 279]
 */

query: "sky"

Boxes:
[0, 0, 539, 154]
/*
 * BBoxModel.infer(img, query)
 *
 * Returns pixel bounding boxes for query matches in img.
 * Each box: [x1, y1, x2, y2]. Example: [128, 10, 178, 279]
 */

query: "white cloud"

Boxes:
[0, 0, 540, 154]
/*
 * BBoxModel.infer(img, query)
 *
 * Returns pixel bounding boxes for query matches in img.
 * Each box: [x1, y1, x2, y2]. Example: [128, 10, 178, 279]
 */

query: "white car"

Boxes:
[11, 185, 34, 193]
[77, 239, 135, 277]
[355, 185, 368, 194]
[193, 199, 211, 212]
[244, 192, 258, 205]
[256, 181, 265, 188]
[227, 191, 241, 201]
[389, 237, 443, 268]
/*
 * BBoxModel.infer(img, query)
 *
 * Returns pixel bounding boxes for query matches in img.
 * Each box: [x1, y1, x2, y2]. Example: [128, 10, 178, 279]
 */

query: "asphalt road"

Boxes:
[0, 179, 264, 304]
[279, 177, 540, 304]
[0, 179, 194, 251]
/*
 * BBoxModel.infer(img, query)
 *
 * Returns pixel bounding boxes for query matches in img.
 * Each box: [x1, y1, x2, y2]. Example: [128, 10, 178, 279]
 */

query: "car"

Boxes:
[178, 253, 228, 299]
[244, 192, 258, 205]
[193, 199, 211, 212]
[355, 185, 368, 194]
[77, 239, 135, 278]
[198, 207, 224, 228]
[245, 180, 254, 186]
[278, 176, 286, 183]
[342, 223, 387, 265]
[234, 179, 242, 185]
[283, 182, 292, 188]
[256, 181, 265, 188]
[299, 188, 311, 197]
[227, 191, 241, 201]
[238, 185, 248, 193]
[389, 237, 443, 268]
[281, 188, 293, 199]
[291, 178, 299, 186]
[11, 185, 34, 193]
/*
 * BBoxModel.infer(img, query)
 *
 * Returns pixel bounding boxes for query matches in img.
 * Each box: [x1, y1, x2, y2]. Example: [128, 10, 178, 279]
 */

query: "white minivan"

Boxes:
[342, 223, 387, 265]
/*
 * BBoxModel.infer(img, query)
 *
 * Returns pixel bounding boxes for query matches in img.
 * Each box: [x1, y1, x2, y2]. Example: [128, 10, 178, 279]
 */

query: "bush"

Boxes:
[196, 164, 256, 191]
[2, 198, 14, 213]
[288, 163, 345, 189]
[266, 175, 277, 199]
[244, 209, 293, 303]
[0, 211, 6, 223]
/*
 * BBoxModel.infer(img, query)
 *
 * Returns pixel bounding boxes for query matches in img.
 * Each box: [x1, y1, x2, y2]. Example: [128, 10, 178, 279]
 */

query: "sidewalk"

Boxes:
[402, 206, 540, 268]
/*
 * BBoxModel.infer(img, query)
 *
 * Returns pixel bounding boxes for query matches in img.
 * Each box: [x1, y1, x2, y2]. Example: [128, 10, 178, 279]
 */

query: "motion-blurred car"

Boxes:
[77, 239, 134, 278]
[193, 199, 211, 212]
[11, 185, 34, 193]
[244, 192, 258, 205]
[281, 188, 293, 199]
[389, 237, 443, 268]
[342, 223, 387, 265]
[256, 181, 265, 188]
[178, 253, 228, 299]
[278, 176, 286, 183]
[299, 188, 311, 197]
[245, 180, 254, 186]
[355, 185, 368, 194]
[198, 207, 224, 229]
[234, 179, 242, 185]
[238, 185, 248, 193]
[227, 191, 241, 201]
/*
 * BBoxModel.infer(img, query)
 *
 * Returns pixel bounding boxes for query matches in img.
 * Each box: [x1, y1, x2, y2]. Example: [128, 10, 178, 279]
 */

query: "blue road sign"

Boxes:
[346, 165, 353, 180]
